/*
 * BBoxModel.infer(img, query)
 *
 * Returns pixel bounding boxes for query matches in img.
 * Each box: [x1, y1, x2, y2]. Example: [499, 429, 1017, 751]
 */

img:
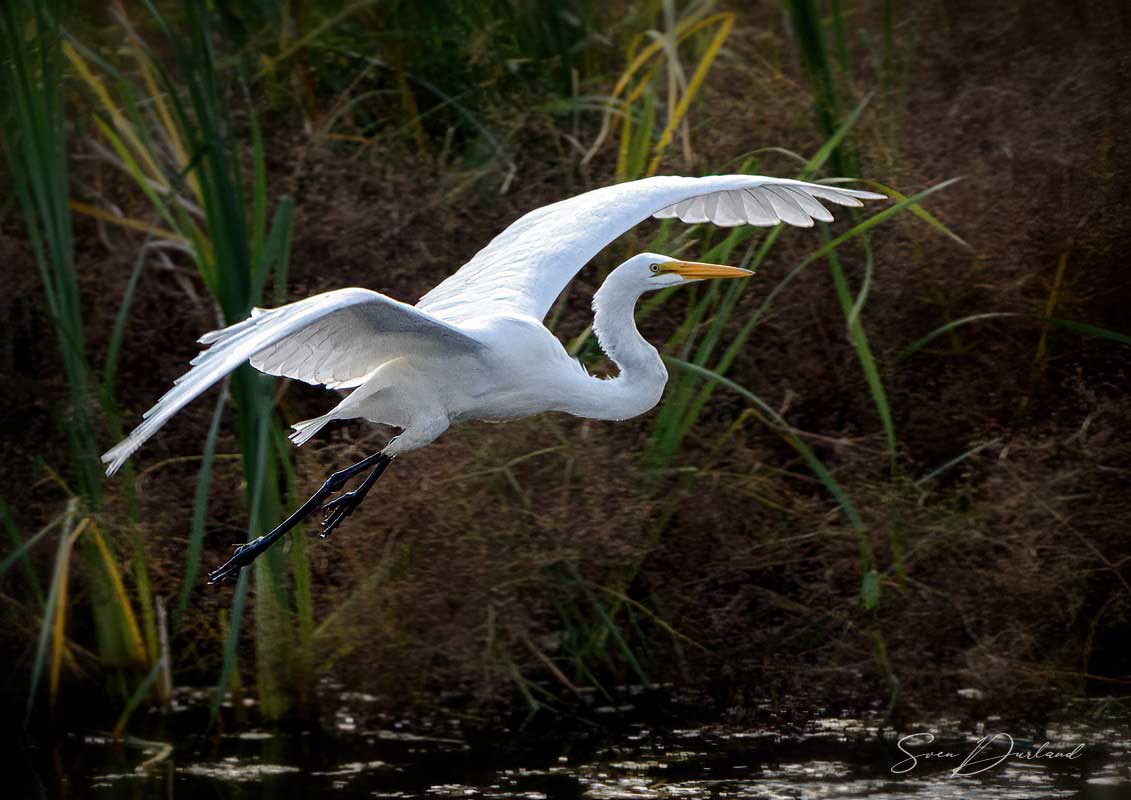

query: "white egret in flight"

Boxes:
[101, 174, 884, 582]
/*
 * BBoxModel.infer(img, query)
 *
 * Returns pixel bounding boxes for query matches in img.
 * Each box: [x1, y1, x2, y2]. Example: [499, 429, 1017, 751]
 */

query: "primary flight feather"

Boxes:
[102, 174, 885, 582]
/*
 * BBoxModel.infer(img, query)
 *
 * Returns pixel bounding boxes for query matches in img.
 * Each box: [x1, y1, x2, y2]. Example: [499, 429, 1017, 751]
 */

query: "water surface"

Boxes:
[34, 690, 1131, 799]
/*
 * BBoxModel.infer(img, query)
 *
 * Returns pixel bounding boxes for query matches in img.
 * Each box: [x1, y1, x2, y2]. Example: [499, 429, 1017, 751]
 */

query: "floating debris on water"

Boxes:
[179, 761, 303, 782]
[230, 730, 274, 741]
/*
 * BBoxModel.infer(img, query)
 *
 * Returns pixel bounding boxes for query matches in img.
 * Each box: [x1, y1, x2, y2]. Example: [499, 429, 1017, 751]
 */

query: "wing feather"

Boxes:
[782, 186, 834, 222]
[102, 288, 483, 475]
[713, 191, 746, 226]
[417, 175, 884, 325]
[761, 185, 813, 227]
[740, 189, 779, 225]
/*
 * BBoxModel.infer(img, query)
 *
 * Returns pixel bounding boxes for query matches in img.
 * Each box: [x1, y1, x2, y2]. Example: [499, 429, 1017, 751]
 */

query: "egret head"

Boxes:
[624, 252, 752, 290]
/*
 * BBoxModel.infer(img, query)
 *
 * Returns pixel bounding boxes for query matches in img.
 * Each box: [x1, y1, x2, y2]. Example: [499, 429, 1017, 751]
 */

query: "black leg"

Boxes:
[207, 451, 390, 584]
[317, 454, 393, 538]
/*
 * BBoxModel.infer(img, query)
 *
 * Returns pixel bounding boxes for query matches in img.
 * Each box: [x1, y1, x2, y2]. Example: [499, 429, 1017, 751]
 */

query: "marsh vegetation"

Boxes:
[1, 0, 1128, 791]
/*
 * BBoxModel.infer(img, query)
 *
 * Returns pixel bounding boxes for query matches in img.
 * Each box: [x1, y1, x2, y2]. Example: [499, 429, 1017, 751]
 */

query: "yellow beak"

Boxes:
[662, 260, 753, 280]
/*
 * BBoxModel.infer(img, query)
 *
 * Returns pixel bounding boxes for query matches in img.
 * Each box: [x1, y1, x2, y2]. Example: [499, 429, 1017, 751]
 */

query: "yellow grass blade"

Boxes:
[70, 200, 187, 245]
[88, 521, 148, 666]
[615, 67, 662, 178]
[616, 92, 635, 181]
[112, 1, 202, 205]
[140, 60, 201, 202]
[584, 12, 733, 165]
[646, 13, 734, 176]
[612, 13, 731, 102]
[87, 117, 212, 263]
[854, 179, 968, 248]
[63, 40, 168, 192]
[49, 517, 89, 706]
[91, 116, 179, 228]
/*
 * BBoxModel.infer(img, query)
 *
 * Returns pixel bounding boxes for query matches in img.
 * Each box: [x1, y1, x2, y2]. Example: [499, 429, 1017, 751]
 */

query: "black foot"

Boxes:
[318, 490, 364, 538]
[318, 453, 391, 539]
[206, 451, 393, 587]
[208, 538, 269, 584]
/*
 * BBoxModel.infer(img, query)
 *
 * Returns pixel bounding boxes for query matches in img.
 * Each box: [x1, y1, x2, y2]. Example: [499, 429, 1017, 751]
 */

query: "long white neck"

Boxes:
[560, 267, 668, 421]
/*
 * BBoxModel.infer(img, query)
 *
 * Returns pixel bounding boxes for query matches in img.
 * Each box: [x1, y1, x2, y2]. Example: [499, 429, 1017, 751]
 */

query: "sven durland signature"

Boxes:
[891, 732, 1085, 776]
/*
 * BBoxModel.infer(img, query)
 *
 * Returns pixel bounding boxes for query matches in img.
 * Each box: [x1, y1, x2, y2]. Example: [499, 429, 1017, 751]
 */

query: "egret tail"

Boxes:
[289, 414, 333, 446]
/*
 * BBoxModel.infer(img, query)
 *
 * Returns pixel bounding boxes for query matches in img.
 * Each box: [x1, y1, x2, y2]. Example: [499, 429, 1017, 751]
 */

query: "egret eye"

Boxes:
[649, 263, 659, 273]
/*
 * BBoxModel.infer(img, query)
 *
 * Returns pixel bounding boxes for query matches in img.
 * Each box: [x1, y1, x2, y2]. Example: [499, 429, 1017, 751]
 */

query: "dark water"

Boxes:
[26, 689, 1131, 799]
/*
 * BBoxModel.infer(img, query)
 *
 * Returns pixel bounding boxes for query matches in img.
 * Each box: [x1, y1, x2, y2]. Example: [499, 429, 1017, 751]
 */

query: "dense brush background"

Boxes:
[1, 0, 1129, 732]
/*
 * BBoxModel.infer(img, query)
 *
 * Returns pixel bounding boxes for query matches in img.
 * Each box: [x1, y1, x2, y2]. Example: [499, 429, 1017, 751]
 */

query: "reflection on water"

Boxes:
[27, 688, 1131, 799]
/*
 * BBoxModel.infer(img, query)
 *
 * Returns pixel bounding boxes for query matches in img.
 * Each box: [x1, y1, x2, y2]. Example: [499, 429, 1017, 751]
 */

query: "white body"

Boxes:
[102, 175, 884, 474]
[324, 268, 671, 455]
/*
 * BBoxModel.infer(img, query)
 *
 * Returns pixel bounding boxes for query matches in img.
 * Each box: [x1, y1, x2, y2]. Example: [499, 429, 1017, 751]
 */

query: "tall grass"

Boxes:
[239, 0, 599, 179]
[0, 0, 96, 501]
[582, 2, 733, 182]
[19, 0, 626, 723]
[545, 0, 949, 695]
[556, 1, 965, 698]
[1, 0, 156, 720]
[66, 0, 310, 720]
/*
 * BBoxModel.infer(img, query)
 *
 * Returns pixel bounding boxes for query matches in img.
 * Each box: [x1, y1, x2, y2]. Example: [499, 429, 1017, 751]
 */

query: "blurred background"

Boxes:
[1, 0, 1129, 789]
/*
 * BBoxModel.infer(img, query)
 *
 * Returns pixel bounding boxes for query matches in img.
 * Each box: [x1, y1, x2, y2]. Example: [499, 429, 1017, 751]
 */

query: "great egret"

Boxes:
[101, 174, 884, 582]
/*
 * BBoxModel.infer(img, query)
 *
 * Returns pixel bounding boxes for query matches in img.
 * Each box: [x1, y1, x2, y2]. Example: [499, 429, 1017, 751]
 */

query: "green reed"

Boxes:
[1, 0, 157, 721]
[62, 0, 311, 720]
[142, 0, 309, 720]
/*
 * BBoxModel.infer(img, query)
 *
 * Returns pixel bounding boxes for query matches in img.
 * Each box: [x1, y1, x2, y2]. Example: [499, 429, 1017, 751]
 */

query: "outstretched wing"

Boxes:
[416, 174, 885, 326]
[101, 288, 483, 476]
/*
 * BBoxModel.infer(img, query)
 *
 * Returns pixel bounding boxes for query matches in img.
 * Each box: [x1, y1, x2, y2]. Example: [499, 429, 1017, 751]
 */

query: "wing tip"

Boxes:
[825, 184, 887, 200]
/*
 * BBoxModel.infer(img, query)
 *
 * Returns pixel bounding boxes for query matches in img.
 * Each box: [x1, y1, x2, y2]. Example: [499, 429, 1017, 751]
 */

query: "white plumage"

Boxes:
[102, 174, 884, 478]
[417, 175, 880, 325]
